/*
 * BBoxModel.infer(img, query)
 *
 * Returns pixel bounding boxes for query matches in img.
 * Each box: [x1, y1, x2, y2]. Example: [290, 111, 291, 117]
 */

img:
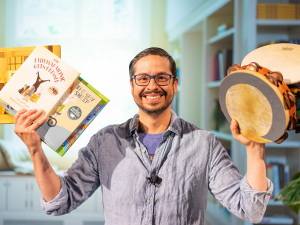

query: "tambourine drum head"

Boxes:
[226, 84, 272, 142]
[242, 43, 300, 85]
[219, 70, 289, 143]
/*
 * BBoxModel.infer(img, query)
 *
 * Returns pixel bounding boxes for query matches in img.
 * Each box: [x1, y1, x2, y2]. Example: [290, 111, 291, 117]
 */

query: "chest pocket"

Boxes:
[165, 165, 200, 202]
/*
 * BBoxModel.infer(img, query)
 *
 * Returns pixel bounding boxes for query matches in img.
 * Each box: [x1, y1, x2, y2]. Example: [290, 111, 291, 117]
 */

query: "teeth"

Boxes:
[146, 95, 161, 99]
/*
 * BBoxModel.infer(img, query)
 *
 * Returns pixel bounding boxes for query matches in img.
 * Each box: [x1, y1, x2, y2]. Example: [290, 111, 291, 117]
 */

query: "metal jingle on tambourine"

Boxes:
[283, 93, 291, 110]
[287, 116, 298, 131]
[275, 132, 289, 144]
[251, 62, 262, 69]
[246, 65, 258, 72]
[292, 116, 298, 129]
[269, 71, 283, 83]
[227, 64, 241, 75]
[287, 91, 296, 107]
[266, 75, 278, 87]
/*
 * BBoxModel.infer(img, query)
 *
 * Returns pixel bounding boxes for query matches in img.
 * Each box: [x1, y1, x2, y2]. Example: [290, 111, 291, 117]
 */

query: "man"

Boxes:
[14, 48, 272, 225]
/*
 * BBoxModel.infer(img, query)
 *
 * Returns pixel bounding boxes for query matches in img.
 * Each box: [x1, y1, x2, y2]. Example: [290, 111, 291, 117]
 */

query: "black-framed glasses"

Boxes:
[131, 74, 175, 86]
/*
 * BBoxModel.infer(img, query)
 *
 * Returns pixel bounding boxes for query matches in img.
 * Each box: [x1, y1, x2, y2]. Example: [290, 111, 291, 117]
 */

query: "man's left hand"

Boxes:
[230, 119, 267, 191]
[230, 119, 264, 150]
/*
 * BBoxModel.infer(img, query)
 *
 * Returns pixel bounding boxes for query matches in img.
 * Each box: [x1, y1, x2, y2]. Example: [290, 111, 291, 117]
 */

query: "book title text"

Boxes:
[33, 58, 65, 82]
[75, 85, 96, 103]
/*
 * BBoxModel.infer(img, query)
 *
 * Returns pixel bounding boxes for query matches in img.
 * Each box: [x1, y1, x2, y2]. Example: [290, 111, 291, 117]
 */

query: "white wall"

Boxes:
[166, 0, 206, 32]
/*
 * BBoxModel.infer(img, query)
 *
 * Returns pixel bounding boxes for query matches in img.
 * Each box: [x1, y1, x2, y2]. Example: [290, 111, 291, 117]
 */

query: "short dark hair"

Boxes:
[129, 47, 177, 80]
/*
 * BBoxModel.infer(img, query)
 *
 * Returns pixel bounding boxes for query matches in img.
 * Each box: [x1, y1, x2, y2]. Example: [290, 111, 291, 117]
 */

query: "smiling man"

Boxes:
[14, 47, 272, 225]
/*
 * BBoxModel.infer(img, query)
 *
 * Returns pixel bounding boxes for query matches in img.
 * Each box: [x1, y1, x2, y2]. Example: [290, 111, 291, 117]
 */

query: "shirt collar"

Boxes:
[126, 110, 182, 138]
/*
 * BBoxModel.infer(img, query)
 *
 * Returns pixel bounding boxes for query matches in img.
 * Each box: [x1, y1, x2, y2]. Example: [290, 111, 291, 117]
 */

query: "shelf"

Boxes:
[206, 201, 231, 225]
[210, 130, 233, 141]
[257, 19, 300, 26]
[268, 199, 283, 206]
[266, 140, 300, 148]
[208, 80, 222, 88]
[208, 27, 235, 45]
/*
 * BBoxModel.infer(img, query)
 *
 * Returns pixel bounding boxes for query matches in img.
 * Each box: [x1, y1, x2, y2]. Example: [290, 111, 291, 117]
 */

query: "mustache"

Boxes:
[139, 90, 167, 98]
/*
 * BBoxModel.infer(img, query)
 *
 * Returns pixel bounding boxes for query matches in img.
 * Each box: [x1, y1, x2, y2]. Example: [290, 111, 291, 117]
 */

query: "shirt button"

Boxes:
[147, 200, 151, 204]
[142, 149, 146, 153]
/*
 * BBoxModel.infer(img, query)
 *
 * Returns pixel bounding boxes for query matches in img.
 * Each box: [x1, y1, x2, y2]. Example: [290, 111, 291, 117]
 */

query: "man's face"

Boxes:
[130, 55, 178, 116]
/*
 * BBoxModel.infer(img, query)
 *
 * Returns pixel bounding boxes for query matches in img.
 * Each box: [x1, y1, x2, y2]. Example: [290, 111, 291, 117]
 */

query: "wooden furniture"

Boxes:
[0, 45, 61, 124]
[166, 0, 300, 224]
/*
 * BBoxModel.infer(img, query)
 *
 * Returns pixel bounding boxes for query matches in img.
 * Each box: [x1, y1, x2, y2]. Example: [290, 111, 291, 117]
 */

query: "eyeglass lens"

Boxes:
[135, 75, 170, 85]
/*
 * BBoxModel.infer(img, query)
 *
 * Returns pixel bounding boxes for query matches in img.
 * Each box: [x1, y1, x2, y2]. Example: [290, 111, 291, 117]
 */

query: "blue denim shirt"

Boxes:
[41, 111, 273, 225]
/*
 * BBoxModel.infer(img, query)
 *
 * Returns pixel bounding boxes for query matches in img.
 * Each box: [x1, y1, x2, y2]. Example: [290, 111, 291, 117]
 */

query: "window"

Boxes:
[4, 0, 152, 158]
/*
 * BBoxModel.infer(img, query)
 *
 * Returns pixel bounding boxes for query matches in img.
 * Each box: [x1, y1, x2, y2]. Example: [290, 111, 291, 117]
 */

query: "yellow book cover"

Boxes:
[296, 4, 300, 19]
[257, 4, 268, 19]
[276, 4, 296, 20]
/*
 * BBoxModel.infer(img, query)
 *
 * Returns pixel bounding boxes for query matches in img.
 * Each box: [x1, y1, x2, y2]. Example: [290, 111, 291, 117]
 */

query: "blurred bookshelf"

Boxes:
[166, 0, 300, 224]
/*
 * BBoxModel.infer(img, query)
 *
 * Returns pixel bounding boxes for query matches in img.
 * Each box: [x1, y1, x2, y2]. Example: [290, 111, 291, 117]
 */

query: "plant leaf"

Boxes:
[276, 177, 300, 214]
[292, 172, 300, 181]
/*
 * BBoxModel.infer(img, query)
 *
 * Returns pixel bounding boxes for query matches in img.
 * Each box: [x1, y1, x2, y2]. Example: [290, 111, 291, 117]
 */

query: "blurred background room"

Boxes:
[0, 0, 300, 225]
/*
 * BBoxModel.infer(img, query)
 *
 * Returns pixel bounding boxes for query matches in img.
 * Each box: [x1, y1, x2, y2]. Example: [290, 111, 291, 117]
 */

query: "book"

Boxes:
[0, 44, 80, 120]
[272, 164, 280, 199]
[0, 45, 61, 123]
[213, 49, 232, 81]
[266, 164, 274, 199]
[211, 55, 217, 81]
[271, 162, 285, 189]
[0, 44, 109, 156]
[215, 53, 220, 81]
[257, 4, 300, 20]
[284, 165, 290, 185]
[217, 51, 224, 80]
[225, 49, 233, 77]
[42, 77, 109, 156]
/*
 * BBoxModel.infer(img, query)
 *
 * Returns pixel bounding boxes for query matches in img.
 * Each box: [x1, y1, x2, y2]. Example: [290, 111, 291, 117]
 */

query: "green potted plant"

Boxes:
[276, 172, 300, 214]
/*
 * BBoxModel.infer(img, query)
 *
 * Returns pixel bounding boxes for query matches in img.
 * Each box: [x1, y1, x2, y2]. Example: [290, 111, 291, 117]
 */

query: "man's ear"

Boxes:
[173, 77, 179, 94]
[130, 80, 134, 95]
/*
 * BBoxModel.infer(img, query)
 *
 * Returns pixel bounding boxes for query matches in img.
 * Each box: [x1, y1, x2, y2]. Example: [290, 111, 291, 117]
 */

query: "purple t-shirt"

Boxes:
[138, 129, 163, 163]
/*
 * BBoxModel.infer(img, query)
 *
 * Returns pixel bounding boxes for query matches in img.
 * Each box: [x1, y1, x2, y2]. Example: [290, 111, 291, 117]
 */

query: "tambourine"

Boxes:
[219, 44, 300, 144]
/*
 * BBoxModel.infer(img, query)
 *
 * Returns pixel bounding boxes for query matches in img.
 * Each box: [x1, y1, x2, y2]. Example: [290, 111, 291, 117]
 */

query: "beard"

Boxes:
[134, 89, 174, 116]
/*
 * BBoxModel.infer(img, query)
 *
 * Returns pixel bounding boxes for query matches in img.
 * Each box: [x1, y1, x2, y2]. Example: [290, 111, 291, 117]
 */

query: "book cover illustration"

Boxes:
[0, 44, 80, 121]
[0, 45, 61, 123]
[37, 77, 109, 156]
[56, 103, 107, 156]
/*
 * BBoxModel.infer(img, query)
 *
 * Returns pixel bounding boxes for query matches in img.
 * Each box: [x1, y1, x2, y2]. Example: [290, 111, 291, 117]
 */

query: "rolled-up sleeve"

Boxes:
[208, 134, 273, 224]
[41, 134, 100, 216]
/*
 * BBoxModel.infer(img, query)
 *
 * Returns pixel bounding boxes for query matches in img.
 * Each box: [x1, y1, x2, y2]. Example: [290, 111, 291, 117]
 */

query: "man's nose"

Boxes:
[146, 77, 159, 90]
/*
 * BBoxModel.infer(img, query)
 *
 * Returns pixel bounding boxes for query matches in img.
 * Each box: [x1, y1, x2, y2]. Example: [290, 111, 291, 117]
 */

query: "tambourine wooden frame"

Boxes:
[219, 70, 289, 143]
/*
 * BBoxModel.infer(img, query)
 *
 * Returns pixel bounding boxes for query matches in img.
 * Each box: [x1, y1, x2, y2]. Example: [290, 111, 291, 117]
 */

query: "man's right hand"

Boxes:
[14, 109, 61, 202]
[14, 109, 47, 155]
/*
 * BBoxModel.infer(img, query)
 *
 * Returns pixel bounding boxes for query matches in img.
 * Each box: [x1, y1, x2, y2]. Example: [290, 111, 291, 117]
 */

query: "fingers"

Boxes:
[14, 109, 27, 125]
[230, 119, 240, 139]
[30, 116, 47, 130]
[15, 109, 44, 128]
[15, 109, 37, 125]
[23, 109, 44, 127]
